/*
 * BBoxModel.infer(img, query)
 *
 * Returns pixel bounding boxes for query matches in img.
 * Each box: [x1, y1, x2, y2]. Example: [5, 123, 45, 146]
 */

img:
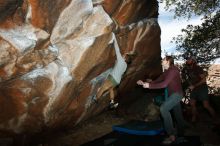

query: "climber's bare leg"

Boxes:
[109, 87, 119, 108]
[96, 79, 114, 100]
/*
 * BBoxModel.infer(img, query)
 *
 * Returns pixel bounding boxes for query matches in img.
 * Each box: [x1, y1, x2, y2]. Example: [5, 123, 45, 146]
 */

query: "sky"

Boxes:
[158, 3, 202, 56]
[158, 3, 220, 64]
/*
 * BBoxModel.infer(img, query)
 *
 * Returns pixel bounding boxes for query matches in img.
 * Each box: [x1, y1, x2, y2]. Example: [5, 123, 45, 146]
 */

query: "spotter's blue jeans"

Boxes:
[160, 93, 186, 135]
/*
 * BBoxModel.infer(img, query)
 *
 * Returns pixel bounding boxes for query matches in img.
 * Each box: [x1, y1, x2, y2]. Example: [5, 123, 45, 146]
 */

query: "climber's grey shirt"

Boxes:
[110, 33, 127, 84]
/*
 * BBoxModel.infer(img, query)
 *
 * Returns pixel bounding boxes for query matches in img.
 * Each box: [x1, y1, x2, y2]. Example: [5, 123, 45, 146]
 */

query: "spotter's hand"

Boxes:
[137, 80, 144, 85]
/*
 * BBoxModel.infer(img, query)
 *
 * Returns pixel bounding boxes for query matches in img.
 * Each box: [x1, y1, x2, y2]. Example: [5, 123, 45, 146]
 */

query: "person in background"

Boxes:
[137, 56, 187, 145]
[183, 57, 217, 123]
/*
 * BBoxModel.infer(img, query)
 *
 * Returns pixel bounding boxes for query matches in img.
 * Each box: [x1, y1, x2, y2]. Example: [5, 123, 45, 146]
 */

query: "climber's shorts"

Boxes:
[108, 75, 118, 88]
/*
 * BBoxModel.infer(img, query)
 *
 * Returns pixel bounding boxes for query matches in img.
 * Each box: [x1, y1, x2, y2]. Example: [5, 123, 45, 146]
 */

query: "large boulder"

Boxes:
[0, 0, 161, 134]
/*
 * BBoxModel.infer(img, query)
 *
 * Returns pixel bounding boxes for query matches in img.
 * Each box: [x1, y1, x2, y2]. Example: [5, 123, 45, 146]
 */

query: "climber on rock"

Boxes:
[96, 33, 135, 109]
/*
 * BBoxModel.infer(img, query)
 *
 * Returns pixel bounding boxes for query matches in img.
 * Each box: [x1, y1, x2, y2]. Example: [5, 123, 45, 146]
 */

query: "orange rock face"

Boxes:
[207, 64, 220, 94]
[0, 0, 161, 134]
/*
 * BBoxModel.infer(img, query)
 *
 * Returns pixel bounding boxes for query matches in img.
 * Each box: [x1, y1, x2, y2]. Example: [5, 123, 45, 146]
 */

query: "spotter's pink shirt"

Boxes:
[149, 65, 183, 96]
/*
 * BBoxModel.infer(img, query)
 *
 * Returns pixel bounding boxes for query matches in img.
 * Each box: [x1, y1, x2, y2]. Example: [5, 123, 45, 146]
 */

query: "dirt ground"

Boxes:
[33, 93, 220, 146]
[32, 92, 158, 146]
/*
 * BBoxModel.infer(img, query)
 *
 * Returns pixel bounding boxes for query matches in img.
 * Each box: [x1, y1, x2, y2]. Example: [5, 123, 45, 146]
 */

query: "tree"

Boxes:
[173, 12, 220, 63]
[161, 0, 220, 18]
[160, 0, 220, 63]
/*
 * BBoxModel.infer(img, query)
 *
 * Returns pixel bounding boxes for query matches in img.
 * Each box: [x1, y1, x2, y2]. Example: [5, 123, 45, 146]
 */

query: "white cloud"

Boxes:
[214, 58, 220, 64]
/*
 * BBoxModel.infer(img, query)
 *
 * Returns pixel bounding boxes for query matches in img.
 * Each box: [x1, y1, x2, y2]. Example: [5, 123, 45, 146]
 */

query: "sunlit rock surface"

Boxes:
[207, 64, 220, 93]
[0, 0, 161, 134]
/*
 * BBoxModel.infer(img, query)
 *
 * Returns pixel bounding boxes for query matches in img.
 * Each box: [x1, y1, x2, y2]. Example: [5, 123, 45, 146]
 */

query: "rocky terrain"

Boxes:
[0, 0, 162, 140]
[207, 64, 220, 94]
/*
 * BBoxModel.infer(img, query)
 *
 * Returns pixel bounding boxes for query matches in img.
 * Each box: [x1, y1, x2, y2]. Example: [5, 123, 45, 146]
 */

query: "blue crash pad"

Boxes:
[112, 120, 164, 136]
[81, 133, 201, 146]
